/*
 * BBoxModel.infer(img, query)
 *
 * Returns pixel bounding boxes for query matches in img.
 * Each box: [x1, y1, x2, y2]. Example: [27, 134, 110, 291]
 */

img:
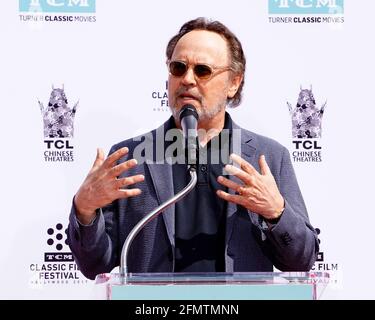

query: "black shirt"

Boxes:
[173, 114, 232, 272]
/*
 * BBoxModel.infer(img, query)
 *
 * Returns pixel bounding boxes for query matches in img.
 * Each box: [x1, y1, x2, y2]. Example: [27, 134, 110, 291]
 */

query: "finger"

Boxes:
[116, 174, 145, 188]
[238, 185, 257, 197]
[92, 148, 105, 170]
[217, 176, 242, 193]
[116, 188, 142, 199]
[259, 155, 271, 175]
[103, 147, 129, 169]
[110, 158, 138, 177]
[216, 190, 248, 207]
[230, 153, 258, 176]
[224, 164, 253, 186]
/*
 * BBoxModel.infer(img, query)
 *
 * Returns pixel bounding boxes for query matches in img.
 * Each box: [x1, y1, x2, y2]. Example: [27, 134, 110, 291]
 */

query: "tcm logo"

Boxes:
[268, 0, 344, 14]
[44, 223, 72, 262]
[19, 0, 96, 13]
[45, 253, 74, 262]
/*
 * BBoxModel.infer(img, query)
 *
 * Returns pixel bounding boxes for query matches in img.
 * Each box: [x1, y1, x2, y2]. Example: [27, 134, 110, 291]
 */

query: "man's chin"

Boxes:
[170, 103, 224, 122]
[170, 103, 200, 117]
[177, 100, 200, 110]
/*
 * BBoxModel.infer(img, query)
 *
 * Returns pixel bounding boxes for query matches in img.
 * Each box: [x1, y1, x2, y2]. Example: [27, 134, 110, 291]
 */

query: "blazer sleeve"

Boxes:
[67, 201, 120, 280]
[260, 147, 320, 271]
[67, 142, 126, 280]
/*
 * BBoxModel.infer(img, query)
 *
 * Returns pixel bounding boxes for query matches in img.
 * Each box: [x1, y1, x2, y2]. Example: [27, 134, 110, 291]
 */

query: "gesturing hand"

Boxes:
[74, 147, 145, 224]
[216, 154, 284, 220]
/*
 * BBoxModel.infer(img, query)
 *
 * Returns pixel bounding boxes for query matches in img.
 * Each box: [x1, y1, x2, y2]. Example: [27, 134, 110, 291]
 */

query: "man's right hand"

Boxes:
[74, 147, 145, 225]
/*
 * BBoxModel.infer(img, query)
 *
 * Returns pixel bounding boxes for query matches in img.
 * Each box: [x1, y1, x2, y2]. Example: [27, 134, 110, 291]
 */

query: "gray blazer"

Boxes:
[68, 115, 319, 280]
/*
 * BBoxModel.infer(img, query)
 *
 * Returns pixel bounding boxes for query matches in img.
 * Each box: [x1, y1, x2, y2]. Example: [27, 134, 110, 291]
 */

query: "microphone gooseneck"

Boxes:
[120, 105, 199, 282]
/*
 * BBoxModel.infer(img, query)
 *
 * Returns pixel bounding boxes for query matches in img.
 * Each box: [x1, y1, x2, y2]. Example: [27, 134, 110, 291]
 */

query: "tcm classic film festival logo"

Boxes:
[29, 223, 88, 285]
[39, 85, 78, 162]
[19, 0, 96, 23]
[287, 86, 326, 163]
[268, 0, 344, 24]
[311, 228, 340, 286]
[152, 81, 170, 113]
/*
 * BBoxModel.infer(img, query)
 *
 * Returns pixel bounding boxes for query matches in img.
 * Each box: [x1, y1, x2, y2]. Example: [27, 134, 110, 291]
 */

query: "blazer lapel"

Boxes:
[146, 162, 175, 247]
[145, 119, 176, 248]
[225, 121, 258, 257]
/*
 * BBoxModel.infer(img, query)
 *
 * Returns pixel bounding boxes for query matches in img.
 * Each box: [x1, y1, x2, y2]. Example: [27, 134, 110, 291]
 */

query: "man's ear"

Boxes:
[227, 74, 243, 98]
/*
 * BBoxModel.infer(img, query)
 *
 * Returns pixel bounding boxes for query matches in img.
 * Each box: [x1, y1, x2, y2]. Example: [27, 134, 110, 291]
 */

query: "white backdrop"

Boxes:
[0, 0, 374, 299]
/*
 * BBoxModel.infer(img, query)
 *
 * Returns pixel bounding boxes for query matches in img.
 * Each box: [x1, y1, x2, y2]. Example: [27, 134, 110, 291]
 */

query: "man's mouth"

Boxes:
[178, 93, 200, 101]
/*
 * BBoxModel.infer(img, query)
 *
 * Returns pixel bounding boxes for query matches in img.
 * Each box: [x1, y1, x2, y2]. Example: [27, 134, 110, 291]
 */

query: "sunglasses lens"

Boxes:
[169, 61, 187, 77]
[169, 61, 214, 80]
[194, 64, 213, 79]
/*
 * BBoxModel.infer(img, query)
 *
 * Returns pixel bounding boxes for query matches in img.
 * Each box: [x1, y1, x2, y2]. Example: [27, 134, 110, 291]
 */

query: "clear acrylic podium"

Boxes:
[95, 272, 329, 300]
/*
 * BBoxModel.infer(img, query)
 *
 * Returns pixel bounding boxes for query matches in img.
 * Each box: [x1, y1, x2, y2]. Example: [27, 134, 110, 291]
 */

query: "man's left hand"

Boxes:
[217, 153, 284, 220]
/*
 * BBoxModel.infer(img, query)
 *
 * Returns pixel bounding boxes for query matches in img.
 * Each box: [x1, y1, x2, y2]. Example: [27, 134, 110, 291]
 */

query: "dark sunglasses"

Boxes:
[168, 60, 232, 81]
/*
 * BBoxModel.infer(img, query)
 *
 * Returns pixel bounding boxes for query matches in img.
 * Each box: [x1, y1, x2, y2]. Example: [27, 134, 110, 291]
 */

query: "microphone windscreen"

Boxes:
[179, 104, 199, 122]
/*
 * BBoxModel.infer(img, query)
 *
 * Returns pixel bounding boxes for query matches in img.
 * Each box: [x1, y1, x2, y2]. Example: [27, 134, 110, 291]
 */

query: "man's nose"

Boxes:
[181, 67, 197, 86]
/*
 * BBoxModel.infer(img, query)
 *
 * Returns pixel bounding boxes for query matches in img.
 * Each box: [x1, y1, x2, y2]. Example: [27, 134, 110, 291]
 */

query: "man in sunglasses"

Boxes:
[68, 17, 319, 280]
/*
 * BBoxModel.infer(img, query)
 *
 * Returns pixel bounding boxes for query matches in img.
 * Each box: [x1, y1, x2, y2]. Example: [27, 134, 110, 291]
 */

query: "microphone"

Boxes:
[179, 104, 199, 167]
